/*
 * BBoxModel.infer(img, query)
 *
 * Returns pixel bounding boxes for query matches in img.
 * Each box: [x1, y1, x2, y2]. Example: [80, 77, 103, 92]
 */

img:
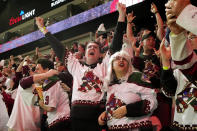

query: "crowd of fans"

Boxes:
[0, 0, 197, 131]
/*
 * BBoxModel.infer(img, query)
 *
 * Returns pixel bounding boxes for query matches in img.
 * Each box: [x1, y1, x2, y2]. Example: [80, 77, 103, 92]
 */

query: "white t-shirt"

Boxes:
[7, 85, 41, 131]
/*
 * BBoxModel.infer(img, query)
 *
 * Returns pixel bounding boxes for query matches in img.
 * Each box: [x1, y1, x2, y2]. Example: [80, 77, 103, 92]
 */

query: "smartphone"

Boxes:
[165, 27, 171, 47]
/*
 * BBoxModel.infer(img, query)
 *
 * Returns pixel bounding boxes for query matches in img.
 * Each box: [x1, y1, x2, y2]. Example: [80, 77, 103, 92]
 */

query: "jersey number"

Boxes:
[45, 96, 49, 105]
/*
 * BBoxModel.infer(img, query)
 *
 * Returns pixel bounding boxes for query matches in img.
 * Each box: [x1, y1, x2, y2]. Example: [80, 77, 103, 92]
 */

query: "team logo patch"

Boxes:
[176, 82, 197, 113]
[78, 71, 103, 93]
[106, 93, 125, 120]
[141, 60, 159, 83]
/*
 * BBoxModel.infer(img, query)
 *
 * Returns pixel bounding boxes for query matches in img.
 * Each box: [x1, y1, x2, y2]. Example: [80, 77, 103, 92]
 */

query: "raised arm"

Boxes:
[20, 69, 58, 89]
[126, 12, 136, 43]
[16, 56, 29, 72]
[131, 42, 144, 72]
[109, 3, 126, 54]
[160, 39, 177, 97]
[151, 3, 164, 41]
[35, 17, 65, 63]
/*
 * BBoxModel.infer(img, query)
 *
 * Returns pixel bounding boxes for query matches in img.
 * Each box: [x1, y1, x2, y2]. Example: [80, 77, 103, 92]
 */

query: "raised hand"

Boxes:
[132, 39, 143, 57]
[153, 48, 160, 58]
[35, 17, 48, 34]
[160, 38, 171, 67]
[35, 17, 45, 29]
[117, 2, 126, 22]
[127, 11, 136, 23]
[17, 55, 23, 61]
[23, 55, 30, 62]
[151, 3, 158, 14]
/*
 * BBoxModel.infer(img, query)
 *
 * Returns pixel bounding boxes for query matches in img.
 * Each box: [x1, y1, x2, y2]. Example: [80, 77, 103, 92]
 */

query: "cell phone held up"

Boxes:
[165, 27, 171, 47]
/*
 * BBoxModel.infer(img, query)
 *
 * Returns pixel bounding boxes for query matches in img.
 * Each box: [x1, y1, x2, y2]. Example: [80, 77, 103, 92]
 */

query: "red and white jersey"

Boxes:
[66, 53, 110, 103]
[43, 81, 70, 125]
[173, 69, 197, 125]
[0, 94, 9, 131]
[106, 82, 157, 127]
[7, 85, 41, 131]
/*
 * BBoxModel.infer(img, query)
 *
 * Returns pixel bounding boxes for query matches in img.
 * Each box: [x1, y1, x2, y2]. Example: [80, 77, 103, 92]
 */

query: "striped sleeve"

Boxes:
[170, 31, 197, 74]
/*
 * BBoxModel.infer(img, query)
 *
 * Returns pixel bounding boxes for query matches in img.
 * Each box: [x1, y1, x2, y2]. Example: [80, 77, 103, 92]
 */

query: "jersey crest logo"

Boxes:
[106, 93, 125, 120]
[78, 71, 103, 93]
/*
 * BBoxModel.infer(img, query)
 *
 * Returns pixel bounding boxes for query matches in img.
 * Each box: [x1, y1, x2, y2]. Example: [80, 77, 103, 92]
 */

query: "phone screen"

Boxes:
[165, 27, 171, 47]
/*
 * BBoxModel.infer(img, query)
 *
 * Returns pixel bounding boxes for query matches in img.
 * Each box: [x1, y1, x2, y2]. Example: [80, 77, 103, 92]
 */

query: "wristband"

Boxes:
[163, 66, 170, 70]
[39, 26, 46, 33]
